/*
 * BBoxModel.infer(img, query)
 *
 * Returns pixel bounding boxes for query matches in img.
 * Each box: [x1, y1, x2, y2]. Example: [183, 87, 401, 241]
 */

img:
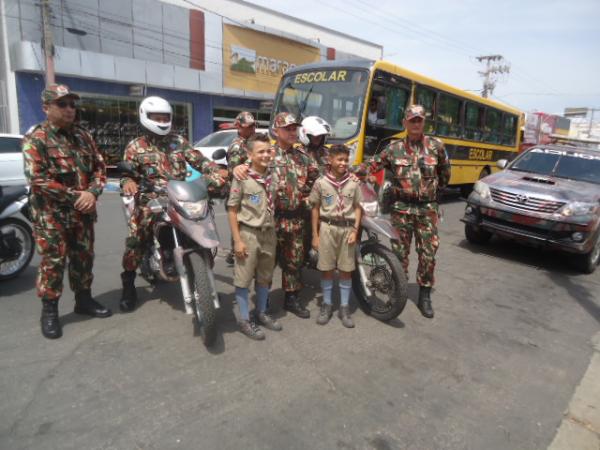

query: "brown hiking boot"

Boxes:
[339, 306, 355, 328]
[256, 312, 282, 331]
[316, 303, 332, 325]
[239, 320, 265, 340]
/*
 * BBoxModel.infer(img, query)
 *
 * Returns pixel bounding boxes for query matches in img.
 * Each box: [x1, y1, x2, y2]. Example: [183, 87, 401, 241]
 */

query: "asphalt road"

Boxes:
[1, 191, 599, 450]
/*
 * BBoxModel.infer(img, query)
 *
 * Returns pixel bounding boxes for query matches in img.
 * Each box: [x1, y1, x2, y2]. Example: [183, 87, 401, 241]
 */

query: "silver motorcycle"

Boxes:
[0, 185, 34, 281]
[118, 153, 225, 347]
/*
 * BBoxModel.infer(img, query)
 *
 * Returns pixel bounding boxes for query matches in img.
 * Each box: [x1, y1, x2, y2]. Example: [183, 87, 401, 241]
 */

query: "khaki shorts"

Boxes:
[317, 222, 356, 272]
[234, 225, 277, 288]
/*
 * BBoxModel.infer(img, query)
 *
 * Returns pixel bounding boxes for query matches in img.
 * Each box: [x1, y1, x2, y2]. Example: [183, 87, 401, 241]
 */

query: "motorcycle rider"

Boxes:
[119, 96, 227, 312]
[299, 116, 331, 175]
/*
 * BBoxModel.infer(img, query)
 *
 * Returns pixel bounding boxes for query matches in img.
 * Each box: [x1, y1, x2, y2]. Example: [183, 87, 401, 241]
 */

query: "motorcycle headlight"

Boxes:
[473, 180, 491, 200]
[362, 200, 379, 218]
[178, 199, 208, 219]
[560, 202, 596, 217]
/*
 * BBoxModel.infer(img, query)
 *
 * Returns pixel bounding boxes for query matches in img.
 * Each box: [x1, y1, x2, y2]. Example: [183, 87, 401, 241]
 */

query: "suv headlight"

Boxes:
[178, 199, 208, 219]
[473, 180, 491, 200]
[560, 202, 596, 217]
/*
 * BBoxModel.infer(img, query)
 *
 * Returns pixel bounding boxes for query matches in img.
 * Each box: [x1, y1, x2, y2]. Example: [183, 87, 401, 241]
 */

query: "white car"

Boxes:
[0, 133, 25, 187]
[187, 128, 269, 180]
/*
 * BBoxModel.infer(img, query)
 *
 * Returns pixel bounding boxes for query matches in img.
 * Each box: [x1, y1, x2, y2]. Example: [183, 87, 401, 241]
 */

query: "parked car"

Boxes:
[0, 134, 25, 187]
[187, 128, 269, 180]
[462, 145, 600, 273]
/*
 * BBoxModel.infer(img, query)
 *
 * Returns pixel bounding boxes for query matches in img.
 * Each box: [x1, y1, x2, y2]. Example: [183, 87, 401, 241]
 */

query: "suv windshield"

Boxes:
[511, 147, 600, 185]
[194, 132, 237, 148]
[273, 69, 369, 140]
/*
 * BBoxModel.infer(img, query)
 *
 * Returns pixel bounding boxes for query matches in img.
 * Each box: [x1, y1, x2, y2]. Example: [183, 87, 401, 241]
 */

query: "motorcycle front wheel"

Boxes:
[186, 251, 217, 347]
[352, 242, 407, 321]
[0, 218, 35, 281]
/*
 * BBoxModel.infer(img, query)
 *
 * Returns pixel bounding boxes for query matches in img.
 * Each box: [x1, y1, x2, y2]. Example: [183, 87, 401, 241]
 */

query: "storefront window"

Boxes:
[77, 96, 191, 165]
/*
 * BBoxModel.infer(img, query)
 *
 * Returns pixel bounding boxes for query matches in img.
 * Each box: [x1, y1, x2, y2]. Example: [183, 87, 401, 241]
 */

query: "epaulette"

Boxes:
[24, 123, 43, 137]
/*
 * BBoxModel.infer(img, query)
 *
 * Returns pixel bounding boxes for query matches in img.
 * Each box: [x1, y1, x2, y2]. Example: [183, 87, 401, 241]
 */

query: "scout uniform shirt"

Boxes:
[227, 169, 275, 229]
[309, 172, 362, 222]
[22, 121, 106, 228]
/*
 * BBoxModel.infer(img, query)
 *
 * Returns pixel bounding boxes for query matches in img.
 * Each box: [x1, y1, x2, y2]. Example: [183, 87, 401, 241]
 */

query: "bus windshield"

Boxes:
[273, 69, 369, 140]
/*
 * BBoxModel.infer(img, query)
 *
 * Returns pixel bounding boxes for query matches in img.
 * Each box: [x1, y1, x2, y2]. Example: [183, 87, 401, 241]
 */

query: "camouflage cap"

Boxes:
[41, 84, 80, 103]
[234, 111, 255, 127]
[405, 104, 426, 120]
[273, 112, 299, 128]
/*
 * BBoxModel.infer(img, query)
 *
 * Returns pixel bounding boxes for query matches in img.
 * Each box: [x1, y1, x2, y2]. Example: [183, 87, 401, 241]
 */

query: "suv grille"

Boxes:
[490, 188, 565, 213]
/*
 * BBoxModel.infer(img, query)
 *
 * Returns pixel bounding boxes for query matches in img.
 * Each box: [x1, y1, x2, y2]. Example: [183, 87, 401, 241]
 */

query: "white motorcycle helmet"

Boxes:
[298, 116, 331, 146]
[139, 96, 172, 136]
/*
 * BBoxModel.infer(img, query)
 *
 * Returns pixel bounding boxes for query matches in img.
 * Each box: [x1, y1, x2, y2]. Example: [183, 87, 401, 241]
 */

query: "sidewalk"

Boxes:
[549, 332, 600, 450]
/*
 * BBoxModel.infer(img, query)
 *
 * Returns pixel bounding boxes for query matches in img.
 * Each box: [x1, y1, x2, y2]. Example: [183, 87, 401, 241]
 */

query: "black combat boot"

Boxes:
[284, 291, 310, 319]
[74, 289, 112, 318]
[41, 298, 62, 339]
[417, 286, 434, 319]
[120, 271, 137, 312]
[339, 305, 355, 328]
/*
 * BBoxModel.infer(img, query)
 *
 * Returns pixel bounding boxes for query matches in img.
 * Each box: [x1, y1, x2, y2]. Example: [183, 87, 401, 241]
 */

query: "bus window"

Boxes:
[415, 85, 437, 134]
[484, 108, 502, 144]
[436, 93, 462, 137]
[502, 114, 517, 146]
[464, 102, 484, 141]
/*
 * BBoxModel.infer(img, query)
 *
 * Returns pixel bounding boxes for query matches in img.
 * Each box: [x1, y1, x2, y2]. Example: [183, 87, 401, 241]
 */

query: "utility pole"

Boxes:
[40, 0, 55, 86]
[476, 55, 510, 98]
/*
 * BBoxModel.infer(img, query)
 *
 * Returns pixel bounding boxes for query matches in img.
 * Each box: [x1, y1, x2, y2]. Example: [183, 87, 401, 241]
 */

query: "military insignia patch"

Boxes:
[249, 194, 261, 205]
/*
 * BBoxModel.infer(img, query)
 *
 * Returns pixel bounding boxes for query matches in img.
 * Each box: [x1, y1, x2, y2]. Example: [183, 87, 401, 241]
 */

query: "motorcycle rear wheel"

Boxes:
[352, 242, 407, 321]
[0, 218, 34, 281]
[186, 251, 217, 347]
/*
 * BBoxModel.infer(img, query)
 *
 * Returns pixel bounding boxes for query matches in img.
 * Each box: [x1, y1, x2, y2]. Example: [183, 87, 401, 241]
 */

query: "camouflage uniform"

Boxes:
[271, 115, 320, 292]
[362, 125, 450, 288]
[120, 133, 225, 272]
[226, 111, 256, 178]
[307, 144, 329, 175]
[22, 92, 106, 301]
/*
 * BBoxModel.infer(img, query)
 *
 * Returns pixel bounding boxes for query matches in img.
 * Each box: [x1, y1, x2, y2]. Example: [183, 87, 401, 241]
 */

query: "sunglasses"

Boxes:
[54, 100, 77, 109]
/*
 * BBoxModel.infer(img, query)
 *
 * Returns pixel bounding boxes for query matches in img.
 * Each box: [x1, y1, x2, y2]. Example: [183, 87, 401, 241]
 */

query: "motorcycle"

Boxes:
[118, 150, 226, 347]
[352, 182, 408, 321]
[0, 185, 34, 281]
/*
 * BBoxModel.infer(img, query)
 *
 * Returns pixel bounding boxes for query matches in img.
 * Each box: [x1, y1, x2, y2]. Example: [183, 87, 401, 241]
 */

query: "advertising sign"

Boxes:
[223, 24, 321, 94]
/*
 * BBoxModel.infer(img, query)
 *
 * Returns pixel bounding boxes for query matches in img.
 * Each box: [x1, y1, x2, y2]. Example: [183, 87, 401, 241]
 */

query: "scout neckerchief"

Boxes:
[324, 170, 351, 215]
[248, 168, 274, 215]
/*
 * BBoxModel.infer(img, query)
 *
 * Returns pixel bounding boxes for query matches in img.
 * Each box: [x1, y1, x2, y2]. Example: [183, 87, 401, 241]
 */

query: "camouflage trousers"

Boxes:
[276, 216, 309, 292]
[390, 208, 440, 287]
[122, 205, 158, 272]
[33, 218, 95, 300]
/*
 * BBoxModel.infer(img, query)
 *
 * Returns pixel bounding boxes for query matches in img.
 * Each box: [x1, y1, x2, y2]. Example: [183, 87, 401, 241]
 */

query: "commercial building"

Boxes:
[0, 0, 381, 162]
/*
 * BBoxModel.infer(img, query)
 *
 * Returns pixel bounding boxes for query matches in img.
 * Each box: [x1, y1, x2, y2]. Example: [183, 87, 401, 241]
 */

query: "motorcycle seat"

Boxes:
[0, 185, 28, 213]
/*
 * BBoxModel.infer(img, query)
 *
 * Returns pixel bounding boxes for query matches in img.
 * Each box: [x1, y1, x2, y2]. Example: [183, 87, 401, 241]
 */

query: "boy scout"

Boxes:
[310, 145, 362, 328]
[227, 133, 282, 340]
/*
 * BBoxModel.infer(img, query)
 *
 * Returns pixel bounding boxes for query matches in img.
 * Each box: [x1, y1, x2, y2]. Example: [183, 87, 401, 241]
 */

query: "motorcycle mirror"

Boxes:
[211, 148, 227, 161]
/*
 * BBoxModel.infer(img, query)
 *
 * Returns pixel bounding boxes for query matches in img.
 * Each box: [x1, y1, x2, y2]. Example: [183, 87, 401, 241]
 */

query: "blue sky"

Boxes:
[247, 0, 600, 115]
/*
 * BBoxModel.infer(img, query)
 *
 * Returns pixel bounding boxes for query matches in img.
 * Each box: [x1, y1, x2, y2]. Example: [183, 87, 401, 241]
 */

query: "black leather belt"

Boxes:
[320, 217, 355, 227]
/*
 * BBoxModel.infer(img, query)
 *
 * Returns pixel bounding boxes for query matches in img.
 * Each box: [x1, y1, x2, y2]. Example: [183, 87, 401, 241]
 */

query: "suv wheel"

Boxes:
[465, 223, 492, 245]
[571, 236, 600, 274]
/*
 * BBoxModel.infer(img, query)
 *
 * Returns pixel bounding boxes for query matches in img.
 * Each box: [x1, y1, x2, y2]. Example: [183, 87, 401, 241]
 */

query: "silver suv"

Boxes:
[462, 145, 600, 273]
[0, 133, 25, 187]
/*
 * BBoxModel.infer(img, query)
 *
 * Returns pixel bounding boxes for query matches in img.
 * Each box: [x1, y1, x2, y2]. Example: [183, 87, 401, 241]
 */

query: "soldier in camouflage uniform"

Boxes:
[225, 111, 256, 266]
[119, 96, 227, 312]
[233, 112, 320, 318]
[22, 84, 112, 339]
[361, 105, 451, 318]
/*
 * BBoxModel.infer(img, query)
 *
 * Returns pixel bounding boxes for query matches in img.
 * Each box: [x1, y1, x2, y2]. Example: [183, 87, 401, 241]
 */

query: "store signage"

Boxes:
[129, 85, 146, 97]
[223, 24, 321, 94]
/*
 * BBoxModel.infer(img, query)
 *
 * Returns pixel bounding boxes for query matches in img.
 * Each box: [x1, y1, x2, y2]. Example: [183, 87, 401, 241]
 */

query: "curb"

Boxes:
[548, 332, 600, 450]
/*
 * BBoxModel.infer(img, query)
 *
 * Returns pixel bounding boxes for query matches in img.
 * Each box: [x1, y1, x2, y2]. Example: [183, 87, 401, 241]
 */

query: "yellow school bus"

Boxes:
[272, 60, 523, 193]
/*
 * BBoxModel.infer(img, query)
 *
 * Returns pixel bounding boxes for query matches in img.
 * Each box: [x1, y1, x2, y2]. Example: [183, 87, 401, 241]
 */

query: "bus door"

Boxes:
[364, 70, 411, 158]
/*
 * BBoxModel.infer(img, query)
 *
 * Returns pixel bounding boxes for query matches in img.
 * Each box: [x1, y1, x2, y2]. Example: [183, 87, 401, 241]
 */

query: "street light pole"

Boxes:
[41, 0, 55, 86]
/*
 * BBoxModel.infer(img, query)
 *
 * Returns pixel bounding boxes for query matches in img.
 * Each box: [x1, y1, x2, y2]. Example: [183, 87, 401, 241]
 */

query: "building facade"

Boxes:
[0, 0, 381, 162]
